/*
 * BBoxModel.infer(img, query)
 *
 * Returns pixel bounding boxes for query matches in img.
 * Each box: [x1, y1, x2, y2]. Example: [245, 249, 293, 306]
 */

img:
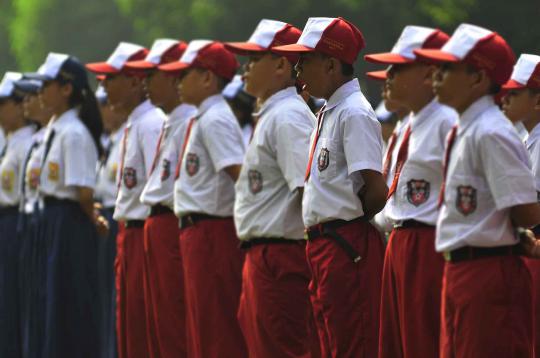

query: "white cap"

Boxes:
[145, 39, 180, 64]
[0, 72, 23, 98]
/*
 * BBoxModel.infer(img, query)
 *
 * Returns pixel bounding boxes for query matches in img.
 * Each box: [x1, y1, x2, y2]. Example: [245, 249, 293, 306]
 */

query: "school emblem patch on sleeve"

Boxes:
[456, 185, 477, 216]
[317, 147, 329, 172]
[161, 159, 171, 181]
[1, 170, 14, 192]
[406, 179, 430, 206]
[28, 168, 40, 190]
[48, 162, 59, 182]
[123, 167, 137, 189]
[248, 170, 263, 194]
[185, 153, 199, 176]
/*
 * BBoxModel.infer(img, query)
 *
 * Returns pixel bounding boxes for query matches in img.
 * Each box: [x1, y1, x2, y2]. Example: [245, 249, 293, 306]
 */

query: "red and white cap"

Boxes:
[414, 24, 516, 85]
[125, 39, 188, 70]
[272, 17, 365, 64]
[86, 42, 148, 74]
[158, 40, 239, 80]
[225, 19, 301, 62]
[502, 54, 540, 90]
[366, 70, 388, 81]
[364, 26, 449, 64]
[0, 72, 23, 99]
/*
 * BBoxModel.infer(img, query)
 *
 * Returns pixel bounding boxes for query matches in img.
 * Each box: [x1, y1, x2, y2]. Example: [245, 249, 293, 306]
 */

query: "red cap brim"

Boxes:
[271, 43, 315, 55]
[225, 42, 267, 56]
[158, 61, 191, 72]
[366, 70, 388, 81]
[86, 62, 121, 74]
[124, 60, 158, 70]
[364, 52, 413, 65]
[413, 49, 460, 64]
[96, 75, 105, 81]
[501, 79, 527, 90]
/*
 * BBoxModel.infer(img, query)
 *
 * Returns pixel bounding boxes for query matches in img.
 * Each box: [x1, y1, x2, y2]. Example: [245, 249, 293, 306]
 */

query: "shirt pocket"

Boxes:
[316, 137, 340, 181]
[447, 174, 490, 220]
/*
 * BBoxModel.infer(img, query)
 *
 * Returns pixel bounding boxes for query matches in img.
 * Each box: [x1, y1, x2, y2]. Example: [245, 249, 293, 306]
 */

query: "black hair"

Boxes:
[341, 61, 355, 77]
[56, 60, 104, 156]
[217, 76, 232, 91]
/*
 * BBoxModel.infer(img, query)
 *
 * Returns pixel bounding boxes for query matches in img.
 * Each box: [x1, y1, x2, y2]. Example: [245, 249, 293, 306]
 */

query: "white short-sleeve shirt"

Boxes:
[234, 87, 315, 240]
[95, 123, 125, 208]
[174, 94, 245, 217]
[39, 109, 99, 201]
[140, 103, 197, 209]
[302, 79, 384, 227]
[0, 125, 35, 207]
[385, 99, 457, 225]
[526, 123, 540, 194]
[113, 100, 166, 221]
[21, 128, 46, 213]
[436, 96, 537, 252]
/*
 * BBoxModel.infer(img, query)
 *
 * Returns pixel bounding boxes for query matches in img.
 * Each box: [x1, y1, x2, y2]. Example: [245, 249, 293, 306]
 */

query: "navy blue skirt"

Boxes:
[0, 206, 22, 358]
[40, 197, 99, 358]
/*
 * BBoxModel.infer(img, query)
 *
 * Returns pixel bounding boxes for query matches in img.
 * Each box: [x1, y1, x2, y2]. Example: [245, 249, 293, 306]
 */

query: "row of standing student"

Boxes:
[2, 15, 540, 358]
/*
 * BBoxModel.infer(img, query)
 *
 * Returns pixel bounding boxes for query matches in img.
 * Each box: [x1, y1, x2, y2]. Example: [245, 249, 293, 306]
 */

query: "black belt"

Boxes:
[180, 213, 231, 228]
[393, 219, 434, 229]
[149, 204, 173, 217]
[125, 220, 145, 229]
[0, 205, 19, 216]
[239, 238, 305, 250]
[443, 244, 524, 263]
[43, 196, 77, 206]
[305, 217, 367, 263]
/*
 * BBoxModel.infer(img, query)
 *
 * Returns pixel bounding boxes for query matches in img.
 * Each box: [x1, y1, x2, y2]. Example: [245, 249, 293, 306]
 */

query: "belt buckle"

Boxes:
[443, 251, 452, 262]
[303, 229, 309, 241]
[393, 221, 404, 229]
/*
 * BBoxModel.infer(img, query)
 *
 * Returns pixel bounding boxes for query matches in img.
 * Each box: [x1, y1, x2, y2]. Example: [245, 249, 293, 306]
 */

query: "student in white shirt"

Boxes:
[365, 26, 456, 357]
[126, 38, 195, 358]
[12, 76, 52, 358]
[225, 19, 319, 358]
[87, 42, 165, 358]
[159, 40, 247, 358]
[274, 17, 387, 357]
[416, 24, 540, 356]
[25, 53, 105, 358]
[0, 71, 36, 358]
[500, 53, 540, 357]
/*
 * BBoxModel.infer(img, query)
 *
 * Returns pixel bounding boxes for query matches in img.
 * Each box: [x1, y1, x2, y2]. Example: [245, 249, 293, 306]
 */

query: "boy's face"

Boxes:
[381, 84, 406, 113]
[178, 68, 208, 106]
[295, 52, 329, 99]
[502, 88, 539, 123]
[103, 73, 142, 111]
[0, 98, 23, 131]
[386, 62, 431, 108]
[432, 62, 476, 112]
[144, 70, 179, 108]
[243, 52, 285, 99]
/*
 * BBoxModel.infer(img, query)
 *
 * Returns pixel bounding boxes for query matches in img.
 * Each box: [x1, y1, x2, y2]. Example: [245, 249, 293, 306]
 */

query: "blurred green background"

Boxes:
[1, 0, 539, 99]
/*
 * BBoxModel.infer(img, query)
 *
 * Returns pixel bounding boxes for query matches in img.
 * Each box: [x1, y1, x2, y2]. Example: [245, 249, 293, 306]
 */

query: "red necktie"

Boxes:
[117, 126, 129, 190]
[438, 125, 458, 208]
[382, 131, 398, 181]
[149, 122, 166, 174]
[174, 117, 196, 179]
[386, 124, 411, 199]
[304, 105, 326, 182]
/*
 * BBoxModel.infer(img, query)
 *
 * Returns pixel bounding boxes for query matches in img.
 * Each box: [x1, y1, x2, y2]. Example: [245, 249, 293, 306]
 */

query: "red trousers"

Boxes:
[440, 255, 533, 357]
[237, 242, 320, 358]
[525, 258, 540, 357]
[179, 218, 247, 358]
[378, 226, 444, 358]
[115, 225, 148, 358]
[306, 220, 384, 358]
[143, 212, 185, 358]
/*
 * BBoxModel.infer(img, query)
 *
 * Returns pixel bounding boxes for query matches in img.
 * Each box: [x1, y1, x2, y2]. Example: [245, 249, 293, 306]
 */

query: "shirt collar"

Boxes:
[253, 86, 298, 117]
[458, 95, 495, 134]
[323, 78, 361, 113]
[409, 98, 439, 129]
[8, 124, 34, 143]
[50, 108, 78, 130]
[526, 123, 540, 150]
[111, 122, 127, 143]
[197, 94, 225, 118]
[127, 100, 155, 126]
[168, 103, 197, 124]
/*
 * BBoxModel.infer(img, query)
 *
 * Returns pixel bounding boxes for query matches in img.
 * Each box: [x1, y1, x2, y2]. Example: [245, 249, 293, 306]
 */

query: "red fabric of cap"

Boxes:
[126, 42, 188, 70]
[366, 70, 388, 81]
[365, 29, 449, 65]
[86, 48, 149, 74]
[415, 33, 516, 85]
[159, 42, 239, 80]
